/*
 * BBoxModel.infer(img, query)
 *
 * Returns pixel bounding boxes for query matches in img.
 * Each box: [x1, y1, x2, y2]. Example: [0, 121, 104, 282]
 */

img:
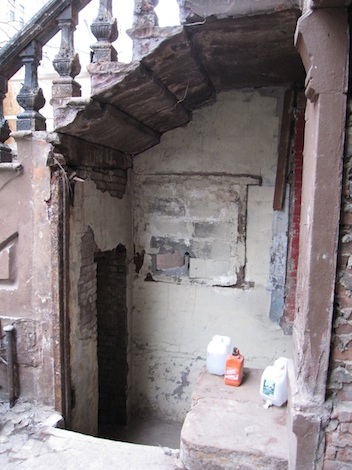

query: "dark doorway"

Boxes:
[95, 244, 128, 432]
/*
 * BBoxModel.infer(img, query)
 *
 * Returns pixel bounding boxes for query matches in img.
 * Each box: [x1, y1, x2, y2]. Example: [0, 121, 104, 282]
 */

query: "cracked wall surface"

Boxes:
[69, 178, 132, 434]
[130, 89, 292, 421]
[0, 134, 55, 404]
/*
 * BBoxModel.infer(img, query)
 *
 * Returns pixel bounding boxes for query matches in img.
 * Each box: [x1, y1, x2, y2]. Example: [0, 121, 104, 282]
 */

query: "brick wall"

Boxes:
[324, 102, 352, 469]
[76, 166, 127, 199]
[95, 245, 128, 428]
[281, 93, 305, 334]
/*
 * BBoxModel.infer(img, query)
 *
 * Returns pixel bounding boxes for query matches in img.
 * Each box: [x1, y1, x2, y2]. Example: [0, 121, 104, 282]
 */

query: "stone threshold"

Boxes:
[180, 367, 289, 470]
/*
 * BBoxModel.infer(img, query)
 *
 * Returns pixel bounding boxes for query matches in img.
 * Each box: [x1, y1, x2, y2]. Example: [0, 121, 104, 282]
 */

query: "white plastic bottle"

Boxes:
[206, 335, 232, 375]
[260, 357, 288, 407]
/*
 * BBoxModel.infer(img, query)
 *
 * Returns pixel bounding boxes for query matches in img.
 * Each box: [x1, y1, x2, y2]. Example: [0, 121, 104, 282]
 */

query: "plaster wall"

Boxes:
[130, 89, 291, 421]
[69, 178, 132, 435]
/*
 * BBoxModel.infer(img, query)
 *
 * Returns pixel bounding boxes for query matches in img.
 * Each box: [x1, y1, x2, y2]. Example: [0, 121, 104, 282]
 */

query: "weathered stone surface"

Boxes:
[56, 99, 160, 154]
[89, 61, 190, 134]
[189, 10, 304, 91]
[0, 0, 91, 79]
[15, 319, 42, 367]
[55, 9, 304, 157]
[141, 29, 215, 110]
[0, 400, 179, 469]
[180, 368, 289, 470]
[177, 0, 300, 22]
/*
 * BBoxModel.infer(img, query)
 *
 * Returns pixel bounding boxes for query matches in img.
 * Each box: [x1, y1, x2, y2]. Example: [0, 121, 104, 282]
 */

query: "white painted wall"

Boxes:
[129, 89, 291, 422]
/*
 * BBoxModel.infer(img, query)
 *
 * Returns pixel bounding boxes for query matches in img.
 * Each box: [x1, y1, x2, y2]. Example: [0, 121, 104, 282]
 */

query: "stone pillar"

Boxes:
[16, 41, 46, 131]
[290, 8, 349, 469]
[3, 131, 57, 407]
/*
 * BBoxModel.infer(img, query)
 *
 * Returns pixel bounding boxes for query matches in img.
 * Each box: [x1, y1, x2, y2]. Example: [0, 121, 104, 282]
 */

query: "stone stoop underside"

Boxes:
[180, 368, 289, 470]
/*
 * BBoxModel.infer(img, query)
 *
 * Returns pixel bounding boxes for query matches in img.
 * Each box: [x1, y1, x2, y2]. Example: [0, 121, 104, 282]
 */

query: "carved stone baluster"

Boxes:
[128, 1, 159, 61]
[52, 5, 81, 100]
[0, 75, 12, 162]
[16, 41, 46, 131]
[90, 0, 118, 63]
[133, 0, 159, 28]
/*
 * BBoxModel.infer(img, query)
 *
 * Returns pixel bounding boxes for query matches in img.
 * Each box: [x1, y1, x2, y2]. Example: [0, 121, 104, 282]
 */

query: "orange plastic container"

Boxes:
[224, 347, 244, 386]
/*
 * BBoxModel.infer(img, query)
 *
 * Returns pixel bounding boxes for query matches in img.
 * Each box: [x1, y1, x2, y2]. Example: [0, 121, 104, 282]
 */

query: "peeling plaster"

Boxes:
[130, 89, 292, 421]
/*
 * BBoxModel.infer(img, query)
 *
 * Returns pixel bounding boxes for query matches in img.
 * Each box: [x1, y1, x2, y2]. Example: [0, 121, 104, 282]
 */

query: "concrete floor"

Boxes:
[99, 417, 183, 449]
[1, 368, 290, 469]
[0, 402, 183, 469]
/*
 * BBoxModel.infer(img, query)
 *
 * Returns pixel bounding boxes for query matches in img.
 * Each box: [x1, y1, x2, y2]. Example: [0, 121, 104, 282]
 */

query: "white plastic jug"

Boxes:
[260, 357, 288, 407]
[206, 335, 232, 375]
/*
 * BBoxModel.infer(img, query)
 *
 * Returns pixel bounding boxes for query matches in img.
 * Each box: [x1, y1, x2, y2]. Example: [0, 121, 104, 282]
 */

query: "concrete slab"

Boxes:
[180, 368, 289, 470]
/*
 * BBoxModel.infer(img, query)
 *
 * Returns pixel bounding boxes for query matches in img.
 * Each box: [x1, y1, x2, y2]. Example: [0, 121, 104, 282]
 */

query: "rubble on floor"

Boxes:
[0, 400, 182, 469]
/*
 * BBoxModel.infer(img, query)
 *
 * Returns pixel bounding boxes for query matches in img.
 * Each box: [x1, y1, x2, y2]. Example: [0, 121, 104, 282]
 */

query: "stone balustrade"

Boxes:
[0, 0, 164, 163]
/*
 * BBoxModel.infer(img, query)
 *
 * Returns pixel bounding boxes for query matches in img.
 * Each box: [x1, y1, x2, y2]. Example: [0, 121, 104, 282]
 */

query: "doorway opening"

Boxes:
[95, 244, 128, 434]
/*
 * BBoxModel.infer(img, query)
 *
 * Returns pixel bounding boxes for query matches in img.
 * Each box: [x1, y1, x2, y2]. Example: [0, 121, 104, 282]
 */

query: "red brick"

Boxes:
[325, 444, 338, 460]
[337, 388, 352, 402]
[339, 423, 352, 433]
[333, 348, 352, 361]
[323, 460, 344, 469]
[342, 212, 352, 225]
[337, 446, 352, 462]
[337, 410, 352, 423]
[335, 323, 352, 335]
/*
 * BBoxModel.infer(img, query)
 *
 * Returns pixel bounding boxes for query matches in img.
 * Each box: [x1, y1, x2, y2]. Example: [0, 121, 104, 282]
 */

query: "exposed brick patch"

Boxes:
[77, 226, 98, 340]
[324, 102, 352, 469]
[281, 93, 305, 334]
[95, 244, 128, 427]
[76, 166, 127, 199]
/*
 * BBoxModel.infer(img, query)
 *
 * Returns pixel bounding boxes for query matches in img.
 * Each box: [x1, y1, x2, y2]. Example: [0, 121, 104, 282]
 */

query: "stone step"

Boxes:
[180, 368, 289, 470]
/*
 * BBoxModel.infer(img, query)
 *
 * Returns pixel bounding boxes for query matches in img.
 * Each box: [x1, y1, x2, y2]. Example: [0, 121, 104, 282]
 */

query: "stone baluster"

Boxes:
[52, 5, 81, 100]
[128, 1, 159, 61]
[16, 40, 46, 131]
[90, 0, 118, 62]
[0, 75, 12, 162]
[133, 0, 159, 28]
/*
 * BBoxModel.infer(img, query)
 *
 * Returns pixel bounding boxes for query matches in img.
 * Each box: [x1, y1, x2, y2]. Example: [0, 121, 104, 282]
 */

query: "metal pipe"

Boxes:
[4, 325, 15, 408]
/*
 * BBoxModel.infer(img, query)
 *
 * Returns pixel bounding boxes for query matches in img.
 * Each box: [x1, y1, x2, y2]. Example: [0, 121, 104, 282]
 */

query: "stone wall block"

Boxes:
[14, 319, 42, 367]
